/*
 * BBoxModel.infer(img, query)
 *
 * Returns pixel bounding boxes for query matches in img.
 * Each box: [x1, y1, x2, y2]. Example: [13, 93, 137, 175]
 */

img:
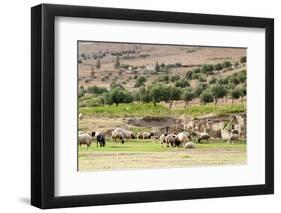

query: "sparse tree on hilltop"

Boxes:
[96, 58, 101, 69]
[155, 61, 160, 73]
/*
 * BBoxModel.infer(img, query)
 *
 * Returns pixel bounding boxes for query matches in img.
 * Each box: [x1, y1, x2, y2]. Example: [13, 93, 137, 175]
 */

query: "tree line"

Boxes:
[79, 69, 246, 108]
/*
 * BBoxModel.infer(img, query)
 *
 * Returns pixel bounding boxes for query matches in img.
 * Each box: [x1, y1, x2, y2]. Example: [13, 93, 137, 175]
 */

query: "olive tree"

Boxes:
[211, 84, 227, 105]
[229, 88, 241, 104]
[182, 89, 194, 108]
[200, 89, 214, 105]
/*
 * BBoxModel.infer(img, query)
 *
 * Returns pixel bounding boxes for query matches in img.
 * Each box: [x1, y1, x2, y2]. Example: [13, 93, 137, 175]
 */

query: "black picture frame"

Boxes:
[31, 3, 274, 209]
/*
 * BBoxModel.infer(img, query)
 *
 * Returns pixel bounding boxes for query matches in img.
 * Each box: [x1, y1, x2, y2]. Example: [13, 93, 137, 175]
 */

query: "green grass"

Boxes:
[79, 102, 246, 118]
[78, 138, 246, 154]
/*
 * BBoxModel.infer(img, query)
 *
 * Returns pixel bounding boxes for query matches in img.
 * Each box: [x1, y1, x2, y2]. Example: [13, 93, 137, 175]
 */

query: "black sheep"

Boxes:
[96, 134, 106, 147]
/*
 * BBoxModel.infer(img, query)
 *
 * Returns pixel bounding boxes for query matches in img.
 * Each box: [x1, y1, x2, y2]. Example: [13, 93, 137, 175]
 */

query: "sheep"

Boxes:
[143, 132, 154, 139]
[176, 132, 190, 145]
[79, 113, 83, 120]
[227, 130, 240, 144]
[165, 134, 177, 147]
[180, 131, 192, 141]
[137, 132, 143, 139]
[159, 133, 167, 144]
[197, 129, 210, 143]
[96, 133, 106, 147]
[184, 142, 196, 149]
[198, 132, 210, 143]
[78, 131, 95, 149]
[112, 130, 125, 144]
[125, 130, 136, 139]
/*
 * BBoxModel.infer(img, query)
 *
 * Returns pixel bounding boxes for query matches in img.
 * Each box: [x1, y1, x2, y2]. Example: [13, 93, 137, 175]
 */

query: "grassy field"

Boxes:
[78, 139, 246, 171]
[80, 102, 246, 118]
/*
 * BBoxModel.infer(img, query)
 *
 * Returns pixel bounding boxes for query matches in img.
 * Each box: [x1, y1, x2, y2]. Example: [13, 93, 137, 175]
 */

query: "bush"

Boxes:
[87, 86, 108, 94]
[158, 75, 170, 82]
[222, 61, 232, 69]
[215, 63, 223, 71]
[175, 79, 190, 88]
[198, 76, 207, 82]
[192, 73, 201, 80]
[209, 77, 217, 84]
[170, 75, 180, 82]
[240, 56, 247, 63]
[201, 64, 214, 75]
[237, 69, 247, 83]
[134, 76, 147, 87]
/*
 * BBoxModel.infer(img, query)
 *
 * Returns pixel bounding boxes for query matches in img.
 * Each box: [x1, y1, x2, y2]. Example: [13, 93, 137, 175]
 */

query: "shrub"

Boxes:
[87, 86, 108, 94]
[175, 79, 190, 88]
[170, 75, 180, 82]
[158, 75, 170, 82]
[240, 56, 247, 63]
[134, 76, 147, 87]
[198, 76, 207, 82]
[209, 77, 217, 84]
[201, 64, 214, 75]
[215, 63, 223, 71]
[222, 61, 232, 69]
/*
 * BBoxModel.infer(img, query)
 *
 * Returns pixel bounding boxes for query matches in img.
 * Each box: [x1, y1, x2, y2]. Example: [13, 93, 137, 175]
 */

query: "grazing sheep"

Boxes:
[96, 134, 106, 147]
[137, 132, 143, 139]
[177, 132, 189, 145]
[197, 129, 210, 143]
[78, 131, 95, 149]
[174, 136, 182, 147]
[198, 133, 210, 143]
[159, 133, 167, 144]
[184, 142, 196, 149]
[79, 113, 83, 120]
[180, 131, 192, 141]
[165, 134, 177, 147]
[112, 130, 125, 144]
[227, 130, 240, 144]
[143, 132, 154, 139]
[126, 130, 136, 139]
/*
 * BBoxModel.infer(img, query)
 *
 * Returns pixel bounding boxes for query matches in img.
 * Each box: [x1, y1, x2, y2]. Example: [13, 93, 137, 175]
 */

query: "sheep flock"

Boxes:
[78, 127, 242, 150]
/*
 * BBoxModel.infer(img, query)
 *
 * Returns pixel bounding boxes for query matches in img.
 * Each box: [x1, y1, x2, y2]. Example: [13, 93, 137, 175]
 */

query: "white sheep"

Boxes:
[165, 134, 177, 147]
[112, 129, 126, 144]
[184, 142, 196, 149]
[159, 133, 167, 144]
[177, 132, 190, 144]
[143, 132, 153, 139]
[78, 132, 94, 149]
[125, 130, 136, 139]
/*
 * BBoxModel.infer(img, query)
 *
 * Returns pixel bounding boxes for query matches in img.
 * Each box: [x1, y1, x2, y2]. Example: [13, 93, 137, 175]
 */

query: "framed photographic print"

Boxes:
[31, 3, 274, 209]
